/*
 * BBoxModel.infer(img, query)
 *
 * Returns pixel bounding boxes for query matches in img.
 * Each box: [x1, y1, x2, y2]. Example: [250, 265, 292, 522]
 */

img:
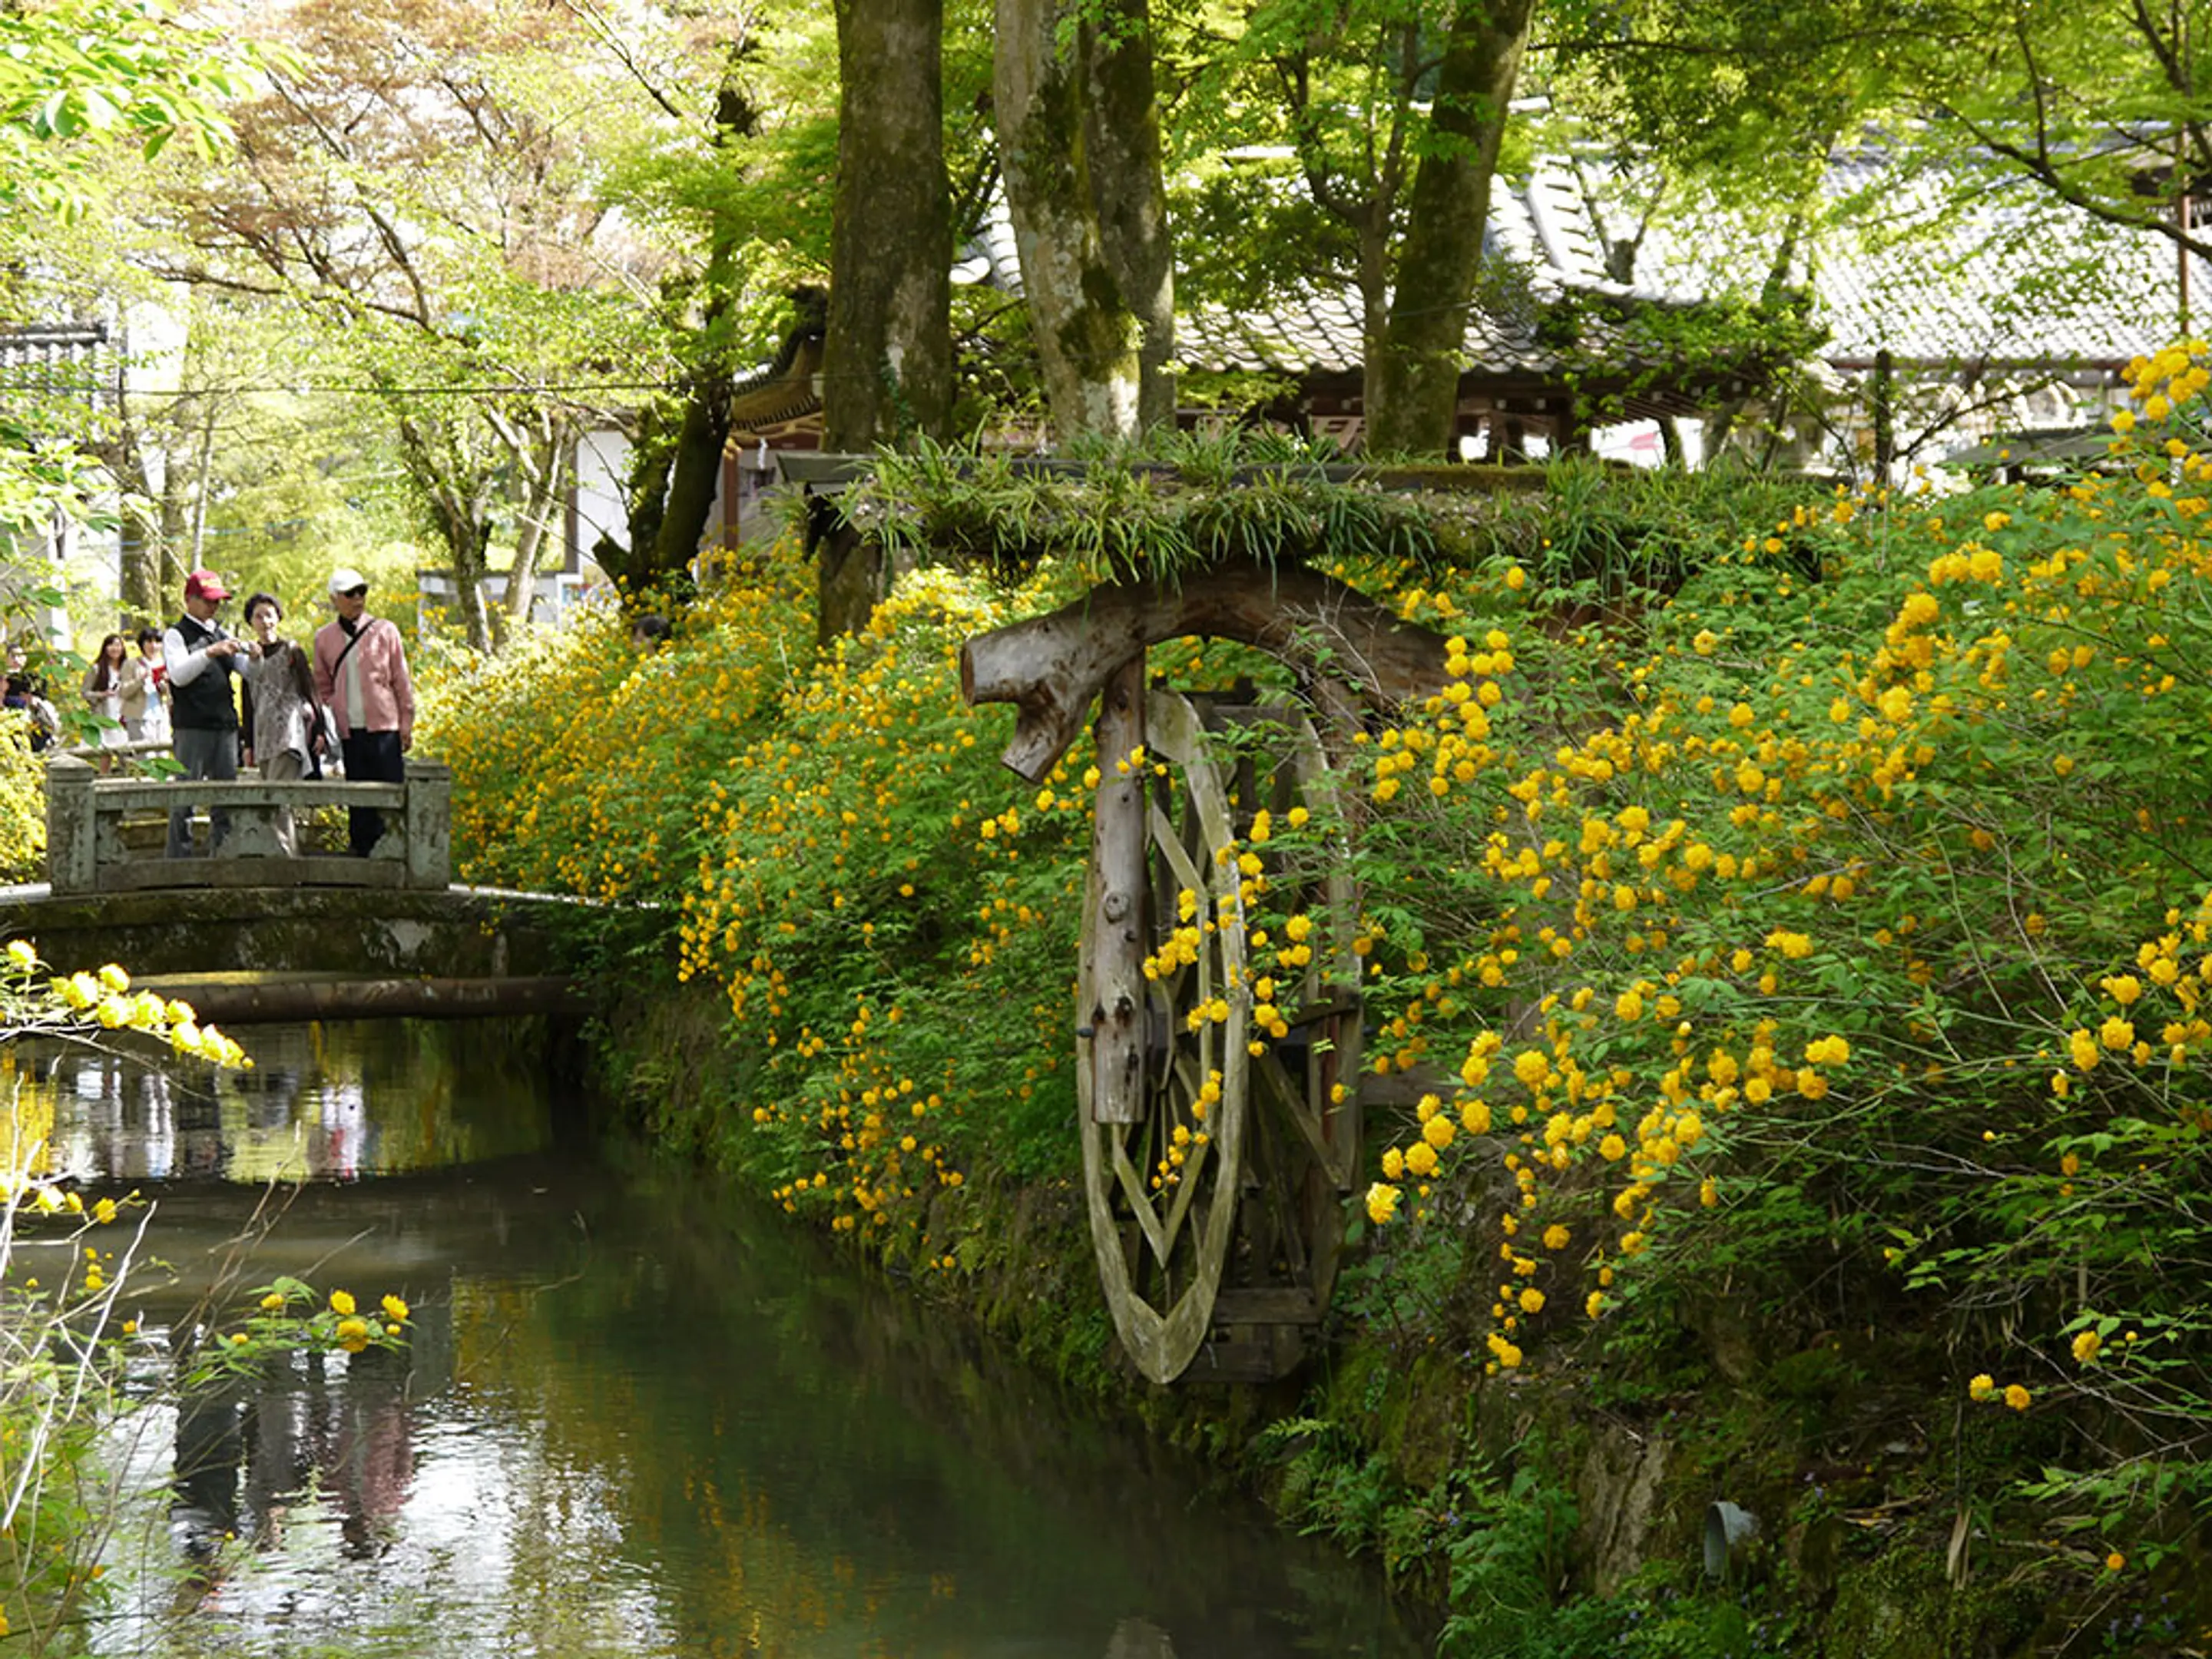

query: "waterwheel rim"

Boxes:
[1077, 689, 1252, 1384]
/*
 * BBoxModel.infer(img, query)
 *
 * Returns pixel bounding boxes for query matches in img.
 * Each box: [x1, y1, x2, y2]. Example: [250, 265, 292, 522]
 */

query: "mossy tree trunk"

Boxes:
[1081, 0, 1174, 431]
[995, 0, 1162, 440]
[824, 0, 952, 452]
[1364, 0, 1536, 459]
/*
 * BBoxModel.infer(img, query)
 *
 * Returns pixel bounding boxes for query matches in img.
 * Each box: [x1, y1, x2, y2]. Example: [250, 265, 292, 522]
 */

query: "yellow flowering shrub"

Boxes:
[0, 717, 43, 882]
[423, 545, 1091, 1260]
[1333, 351, 2212, 1575]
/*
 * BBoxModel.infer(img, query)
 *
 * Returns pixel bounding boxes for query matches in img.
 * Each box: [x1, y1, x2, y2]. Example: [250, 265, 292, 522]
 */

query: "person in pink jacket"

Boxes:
[312, 567, 416, 856]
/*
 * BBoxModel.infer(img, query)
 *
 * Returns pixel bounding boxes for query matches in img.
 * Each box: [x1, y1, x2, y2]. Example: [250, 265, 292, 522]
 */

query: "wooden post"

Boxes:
[1088, 656, 1148, 1124]
[402, 758, 452, 890]
[45, 755, 97, 895]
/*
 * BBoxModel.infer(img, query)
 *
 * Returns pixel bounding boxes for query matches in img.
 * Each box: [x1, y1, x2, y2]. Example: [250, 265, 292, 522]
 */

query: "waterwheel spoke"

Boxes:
[1253, 1042, 1349, 1190]
[1106, 1125, 1175, 1269]
[1150, 801, 1207, 901]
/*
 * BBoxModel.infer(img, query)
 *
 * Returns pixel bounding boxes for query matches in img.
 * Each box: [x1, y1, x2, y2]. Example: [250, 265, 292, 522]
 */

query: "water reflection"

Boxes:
[2, 1021, 558, 1183]
[172, 1343, 415, 1572]
[15, 1025, 1426, 1659]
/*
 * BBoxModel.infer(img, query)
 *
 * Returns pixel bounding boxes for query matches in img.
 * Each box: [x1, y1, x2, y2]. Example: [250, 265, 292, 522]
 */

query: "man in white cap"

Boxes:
[162, 568, 257, 856]
[312, 567, 416, 856]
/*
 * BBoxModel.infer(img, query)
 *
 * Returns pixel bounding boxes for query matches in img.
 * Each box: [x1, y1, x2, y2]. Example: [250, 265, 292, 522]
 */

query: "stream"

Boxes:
[5, 1018, 1430, 1659]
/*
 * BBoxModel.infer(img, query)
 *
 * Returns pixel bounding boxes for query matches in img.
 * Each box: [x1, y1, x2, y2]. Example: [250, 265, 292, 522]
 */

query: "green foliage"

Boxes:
[1435, 1462, 1581, 1657]
[0, 0, 260, 217]
[181, 1278, 413, 1388]
[846, 437, 1836, 597]
[424, 545, 1090, 1264]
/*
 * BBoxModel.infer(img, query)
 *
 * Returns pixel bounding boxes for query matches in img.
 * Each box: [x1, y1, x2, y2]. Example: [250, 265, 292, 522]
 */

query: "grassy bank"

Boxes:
[423, 420, 2212, 1656]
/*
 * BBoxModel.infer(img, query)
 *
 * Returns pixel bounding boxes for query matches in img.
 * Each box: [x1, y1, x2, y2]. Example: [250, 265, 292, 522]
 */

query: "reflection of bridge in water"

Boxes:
[5, 757, 584, 1022]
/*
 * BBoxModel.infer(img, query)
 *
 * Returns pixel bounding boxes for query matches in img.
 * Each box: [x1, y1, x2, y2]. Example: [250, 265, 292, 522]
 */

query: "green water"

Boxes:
[15, 1022, 1427, 1659]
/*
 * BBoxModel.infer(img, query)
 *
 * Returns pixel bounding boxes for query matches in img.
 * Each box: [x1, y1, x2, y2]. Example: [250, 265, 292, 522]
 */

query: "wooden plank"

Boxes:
[95, 856, 404, 892]
[961, 559, 1452, 782]
[1086, 656, 1150, 1124]
[1282, 992, 1361, 1028]
[1359, 1062, 1455, 1108]
[1210, 1286, 1321, 1324]
[1181, 1333, 1303, 1383]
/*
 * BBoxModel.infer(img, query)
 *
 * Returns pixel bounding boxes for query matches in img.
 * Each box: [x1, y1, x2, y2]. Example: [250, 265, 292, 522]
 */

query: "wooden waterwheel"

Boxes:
[962, 558, 1450, 1384]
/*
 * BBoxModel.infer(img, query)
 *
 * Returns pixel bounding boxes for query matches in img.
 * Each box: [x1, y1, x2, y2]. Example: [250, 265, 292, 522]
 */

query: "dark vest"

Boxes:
[170, 614, 238, 732]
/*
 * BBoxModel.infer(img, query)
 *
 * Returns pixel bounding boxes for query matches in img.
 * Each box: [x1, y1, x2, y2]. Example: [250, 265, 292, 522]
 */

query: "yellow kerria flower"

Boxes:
[329, 1290, 356, 1316]
[1365, 1182, 1402, 1226]
[1969, 1373, 1995, 1400]
[335, 1316, 370, 1354]
[2003, 1383, 2031, 1411]
[2071, 1329, 2102, 1366]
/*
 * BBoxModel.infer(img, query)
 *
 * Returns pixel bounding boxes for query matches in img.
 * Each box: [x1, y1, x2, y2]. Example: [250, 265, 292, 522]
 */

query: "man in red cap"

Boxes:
[162, 568, 258, 857]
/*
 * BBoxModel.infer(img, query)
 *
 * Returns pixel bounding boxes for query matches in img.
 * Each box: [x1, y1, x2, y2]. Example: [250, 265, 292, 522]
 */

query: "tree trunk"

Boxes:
[995, 0, 1142, 440]
[644, 75, 755, 584]
[1081, 0, 1175, 431]
[651, 373, 731, 586]
[107, 434, 165, 624]
[505, 425, 569, 624]
[396, 412, 498, 654]
[598, 402, 676, 588]
[449, 515, 495, 653]
[824, 0, 952, 452]
[1364, 0, 1537, 459]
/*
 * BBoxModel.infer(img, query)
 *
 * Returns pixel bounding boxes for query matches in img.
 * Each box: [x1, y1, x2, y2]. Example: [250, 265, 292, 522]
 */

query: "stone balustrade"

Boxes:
[43, 755, 452, 894]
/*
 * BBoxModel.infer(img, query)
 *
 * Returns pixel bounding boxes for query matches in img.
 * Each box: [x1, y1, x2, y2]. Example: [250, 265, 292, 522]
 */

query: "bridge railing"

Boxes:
[44, 755, 452, 894]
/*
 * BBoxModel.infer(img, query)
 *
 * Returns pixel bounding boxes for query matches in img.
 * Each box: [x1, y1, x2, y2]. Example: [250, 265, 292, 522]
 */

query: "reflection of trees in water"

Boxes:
[438, 1177, 1425, 1659]
[171, 1343, 416, 1586]
[6, 1019, 563, 1184]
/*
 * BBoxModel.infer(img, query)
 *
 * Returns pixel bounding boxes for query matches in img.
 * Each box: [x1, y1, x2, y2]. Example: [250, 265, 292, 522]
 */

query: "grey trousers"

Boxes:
[167, 725, 238, 857]
[263, 750, 305, 855]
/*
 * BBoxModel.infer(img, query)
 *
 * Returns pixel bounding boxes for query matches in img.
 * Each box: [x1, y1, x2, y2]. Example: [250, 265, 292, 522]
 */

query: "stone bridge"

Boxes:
[2, 757, 588, 1023]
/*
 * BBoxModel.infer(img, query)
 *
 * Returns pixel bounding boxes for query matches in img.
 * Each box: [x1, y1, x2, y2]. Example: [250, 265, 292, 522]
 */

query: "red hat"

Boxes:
[184, 570, 230, 602]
